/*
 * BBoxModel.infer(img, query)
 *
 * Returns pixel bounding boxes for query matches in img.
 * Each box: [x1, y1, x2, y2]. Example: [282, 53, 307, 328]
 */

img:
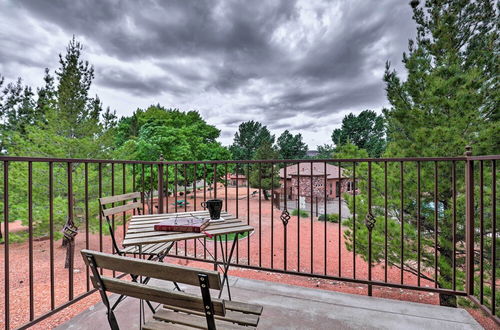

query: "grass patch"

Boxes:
[318, 213, 340, 223]
[291, 209, 309, 218]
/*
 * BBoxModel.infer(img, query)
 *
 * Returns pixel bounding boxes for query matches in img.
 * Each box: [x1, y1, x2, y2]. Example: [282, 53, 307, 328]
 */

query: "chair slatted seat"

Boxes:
[81, 250, 263, 330]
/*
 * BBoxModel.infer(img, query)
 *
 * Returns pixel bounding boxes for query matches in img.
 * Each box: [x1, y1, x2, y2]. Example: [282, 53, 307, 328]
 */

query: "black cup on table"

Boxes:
[201, 199, 223, 220]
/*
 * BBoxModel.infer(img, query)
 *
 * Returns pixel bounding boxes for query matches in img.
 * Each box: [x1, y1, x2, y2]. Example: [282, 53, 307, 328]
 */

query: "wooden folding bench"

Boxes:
[99, 192, 173, 261]
[81, 249, 264, 330]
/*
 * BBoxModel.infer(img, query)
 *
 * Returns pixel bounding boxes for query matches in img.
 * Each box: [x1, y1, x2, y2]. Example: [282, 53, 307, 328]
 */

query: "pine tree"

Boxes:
[343, 0, 499, 310]
[276, 130, 308, 159]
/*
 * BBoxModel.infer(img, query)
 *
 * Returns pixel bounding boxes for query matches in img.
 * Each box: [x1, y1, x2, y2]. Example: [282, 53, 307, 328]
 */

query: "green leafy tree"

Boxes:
[230, 121, 275, 161]
[114, 106, 231, 199]
[0, 38, 118, 242]
[276, 130, 308, 159]
[343, 0, 499, 311]
[331, 110, 386, 158]
[248, 142, 280, 200]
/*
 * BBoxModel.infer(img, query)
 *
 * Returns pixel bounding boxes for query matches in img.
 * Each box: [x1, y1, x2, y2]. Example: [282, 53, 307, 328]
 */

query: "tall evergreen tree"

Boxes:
[276, 130, 308, 159]
[331, 110, 386, 158]
[384, 0, 499, 157]
[343, 0, 499, 310]
[230, 121, 275, 161]
[55, 36, 98, 140]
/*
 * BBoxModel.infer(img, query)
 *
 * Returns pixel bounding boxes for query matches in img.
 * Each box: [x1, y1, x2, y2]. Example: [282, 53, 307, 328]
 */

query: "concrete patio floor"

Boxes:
[57, 276, 482, 330]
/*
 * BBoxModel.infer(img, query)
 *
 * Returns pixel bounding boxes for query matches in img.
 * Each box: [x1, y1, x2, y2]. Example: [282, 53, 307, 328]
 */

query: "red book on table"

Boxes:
[154, 217, 210, 233]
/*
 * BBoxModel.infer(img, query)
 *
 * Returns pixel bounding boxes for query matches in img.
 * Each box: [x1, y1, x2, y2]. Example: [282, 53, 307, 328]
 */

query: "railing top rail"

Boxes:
[466, 155, 500, 160]
[0, 155, 469, 165]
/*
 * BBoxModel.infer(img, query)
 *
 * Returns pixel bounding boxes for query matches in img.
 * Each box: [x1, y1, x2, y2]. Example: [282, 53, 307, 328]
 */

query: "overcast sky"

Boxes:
[0, 0, 416, 148]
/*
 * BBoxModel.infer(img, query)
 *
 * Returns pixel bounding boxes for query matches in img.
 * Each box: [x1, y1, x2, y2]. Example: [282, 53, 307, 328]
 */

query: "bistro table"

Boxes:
[122, 210, 253, 300]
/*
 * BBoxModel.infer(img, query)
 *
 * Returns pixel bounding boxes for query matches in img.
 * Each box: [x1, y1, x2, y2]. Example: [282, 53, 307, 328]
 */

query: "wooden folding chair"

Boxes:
[99, 192, 173, 261]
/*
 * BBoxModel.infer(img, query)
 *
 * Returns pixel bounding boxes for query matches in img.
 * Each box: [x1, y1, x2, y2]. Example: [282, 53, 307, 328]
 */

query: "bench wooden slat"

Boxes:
[96, 277, 226, 316]
[153, 309, 244, 330]
[143, 319, 192, 330]
[102, 201, 142, 217]
[99, 192, 142, 205]
[225, 300, 263, 315]
[81, 249, 221, 289]
[163, 305, 260, 326]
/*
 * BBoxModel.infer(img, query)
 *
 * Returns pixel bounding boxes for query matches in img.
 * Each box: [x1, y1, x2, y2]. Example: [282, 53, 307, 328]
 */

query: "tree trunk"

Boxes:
[263, 190, 270, 200]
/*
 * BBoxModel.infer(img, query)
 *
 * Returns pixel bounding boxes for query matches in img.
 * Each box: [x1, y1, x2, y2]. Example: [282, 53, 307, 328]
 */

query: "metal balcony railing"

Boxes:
[0, 151, 498, 328]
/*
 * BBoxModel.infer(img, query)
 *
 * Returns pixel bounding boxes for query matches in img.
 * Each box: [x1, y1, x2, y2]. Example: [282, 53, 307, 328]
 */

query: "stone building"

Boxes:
[278, 162, 354, 202]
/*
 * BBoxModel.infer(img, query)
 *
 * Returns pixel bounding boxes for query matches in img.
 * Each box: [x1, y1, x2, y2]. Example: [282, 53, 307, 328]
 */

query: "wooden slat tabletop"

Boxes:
[122, 211, 253, 248]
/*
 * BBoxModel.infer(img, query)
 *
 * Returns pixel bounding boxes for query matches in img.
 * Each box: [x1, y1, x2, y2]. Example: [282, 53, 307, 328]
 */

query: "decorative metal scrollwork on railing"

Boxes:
[280, 209, 291, 226]
[364, 211, 376, 231]
[62, 217, 78, 269]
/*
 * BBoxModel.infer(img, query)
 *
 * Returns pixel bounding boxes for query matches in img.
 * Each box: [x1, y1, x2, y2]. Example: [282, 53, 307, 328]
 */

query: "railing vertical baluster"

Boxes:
[141, 164, 145, 212]
[122, 164, 126, 240]
[165, 164, 169, 214]
[111, 163, 115, 258]
[174, 164, 178, 254]
[28, 161, 34, 321]
[247, 163, 250, 266]
[184, 164, 187, 255]
[259, 162, 262, 267]
[297, 162, 300, 272]
[174, 164, 178, 213]
[338, 161, 341, 277]
[85, 163, 89, 292]
[452, 161, 456, 291]
[310, 161, 314, 274]
[433, 161, 438, 288]
[284, 163, 288, 270]
[149, 165, 153, 214]
[4, 161, 10, 329]
[133, 164, 136, 209]
[213, 164, 217, 199]
[324, 162, 327, 276]
[384, 161, 388, 283]
[465, 147, 474, 296]
[202, 170, 207, 261]
[225, 163, 228, 212]
[479, 160, 484, 303]
[158, 162, 164, 214]
[184, 164, 187, 213]
[194, 164, 197, 211]
[353, 161, 357, 279]
[270, 163, 274, 269]
[417, 161, 421, 287]
[491, 159, 496, 315]
[49, 162, 55, 309]
[367, 161, 372, 296]
[67, 162, 74, 300]
[400, 161, 404, 285]
[194, 164, 197, 258]
[99, 163, 103, 259]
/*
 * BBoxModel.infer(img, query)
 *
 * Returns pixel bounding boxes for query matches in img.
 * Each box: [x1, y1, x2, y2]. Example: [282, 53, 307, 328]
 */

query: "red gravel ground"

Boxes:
[0, 186, 497, 329]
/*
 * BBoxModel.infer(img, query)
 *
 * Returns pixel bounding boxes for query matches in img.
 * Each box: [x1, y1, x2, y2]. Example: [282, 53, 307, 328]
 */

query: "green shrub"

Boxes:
[318, 213, 340, 223]
[291, 209, 309, 218]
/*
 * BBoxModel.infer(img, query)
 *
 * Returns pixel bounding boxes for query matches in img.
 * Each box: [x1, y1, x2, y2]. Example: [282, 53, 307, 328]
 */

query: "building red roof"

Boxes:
[279, 162, 347, 179]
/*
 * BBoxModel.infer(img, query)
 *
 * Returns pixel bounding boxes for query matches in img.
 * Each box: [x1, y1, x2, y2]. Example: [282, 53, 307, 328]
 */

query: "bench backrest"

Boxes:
[81, 249, 225, 329]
